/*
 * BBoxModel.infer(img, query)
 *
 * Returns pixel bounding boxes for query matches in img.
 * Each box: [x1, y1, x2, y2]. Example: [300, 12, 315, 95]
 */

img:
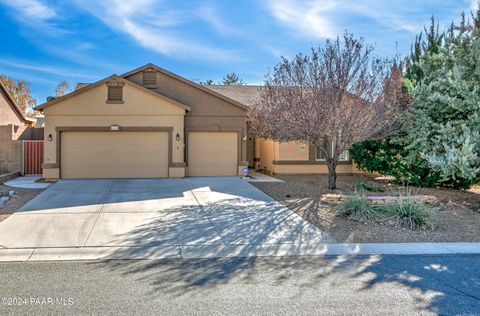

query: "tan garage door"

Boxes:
[188, 132, 238, 176]
[61, 132, 169, 178]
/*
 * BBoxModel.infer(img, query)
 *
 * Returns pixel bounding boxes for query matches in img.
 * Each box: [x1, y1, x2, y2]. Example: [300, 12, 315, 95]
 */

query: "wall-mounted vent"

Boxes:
[143, 71, 157, 86]
[108, 86, 123, 101]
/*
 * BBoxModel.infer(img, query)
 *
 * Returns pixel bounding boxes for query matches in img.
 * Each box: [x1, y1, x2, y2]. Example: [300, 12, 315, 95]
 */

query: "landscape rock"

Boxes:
[367, 195, 438, 204]
[320, 194, 345, 203]
[320, 193, 438, 205]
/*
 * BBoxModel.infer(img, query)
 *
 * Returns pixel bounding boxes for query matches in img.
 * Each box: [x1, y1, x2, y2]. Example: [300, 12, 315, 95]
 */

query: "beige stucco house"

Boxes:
[36, 64, 362, 180]
[207, 85, 364, 175]
[0, 81, 36, 173]
[36, 64, 249, 180]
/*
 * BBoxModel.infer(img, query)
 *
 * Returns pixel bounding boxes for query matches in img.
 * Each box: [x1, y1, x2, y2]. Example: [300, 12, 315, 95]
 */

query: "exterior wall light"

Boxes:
[110, 124, 120, 131]
[176, 133, 181, 141]
[242, 134, 247, 141]
[47, 134, 52, 141]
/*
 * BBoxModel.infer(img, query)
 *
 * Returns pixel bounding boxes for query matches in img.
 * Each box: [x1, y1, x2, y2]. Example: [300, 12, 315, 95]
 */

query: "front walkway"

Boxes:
[0, 177, 334, 261]
[4, 175, 51, 189]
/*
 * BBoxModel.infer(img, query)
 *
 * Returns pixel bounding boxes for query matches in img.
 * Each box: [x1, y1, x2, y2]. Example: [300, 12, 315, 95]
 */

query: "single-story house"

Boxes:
[207, 85, 364, 175]
[35, 64, 249, 180]
[35, 64, 362, 180]
[0, 80, 36, 173]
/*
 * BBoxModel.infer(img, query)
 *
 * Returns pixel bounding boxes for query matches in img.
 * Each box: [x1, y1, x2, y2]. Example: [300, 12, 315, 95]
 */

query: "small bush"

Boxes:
[355, 182, 385, 192]
[337, 196, 380, 222]
[339, 193, 437, 230]
[382, 198, 436, 230]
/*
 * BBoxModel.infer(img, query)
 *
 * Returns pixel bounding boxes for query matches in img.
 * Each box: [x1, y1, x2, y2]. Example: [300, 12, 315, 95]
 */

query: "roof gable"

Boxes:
[121, 63, 249, 111]
[35, 75, 191, 111]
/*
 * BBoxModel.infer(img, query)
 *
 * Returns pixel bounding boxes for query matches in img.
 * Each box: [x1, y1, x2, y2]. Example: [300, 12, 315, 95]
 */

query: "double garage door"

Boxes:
[60, 131, 238, 178]
[61, 132, 169, 179]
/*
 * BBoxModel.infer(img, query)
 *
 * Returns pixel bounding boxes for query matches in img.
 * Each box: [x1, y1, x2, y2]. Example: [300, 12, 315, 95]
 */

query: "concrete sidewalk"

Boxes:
[4, 175, 51, 189]
[1, 242, 480, 262]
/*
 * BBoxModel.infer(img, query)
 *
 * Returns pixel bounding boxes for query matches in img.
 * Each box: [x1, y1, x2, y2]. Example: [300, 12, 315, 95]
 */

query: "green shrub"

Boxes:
[355, 182, 385, 192]
[350, 140, 443, 188]
[337, 196, 380, 222]
[381, 198, 436, 230]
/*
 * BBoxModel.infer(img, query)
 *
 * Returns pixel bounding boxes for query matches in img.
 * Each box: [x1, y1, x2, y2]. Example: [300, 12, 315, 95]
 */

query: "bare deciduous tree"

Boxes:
[249, 34, 407, 189]
[55, 80, 71, 97]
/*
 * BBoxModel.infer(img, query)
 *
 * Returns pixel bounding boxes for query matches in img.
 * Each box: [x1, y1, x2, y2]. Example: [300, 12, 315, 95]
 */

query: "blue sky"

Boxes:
[0, 0, 476, 104]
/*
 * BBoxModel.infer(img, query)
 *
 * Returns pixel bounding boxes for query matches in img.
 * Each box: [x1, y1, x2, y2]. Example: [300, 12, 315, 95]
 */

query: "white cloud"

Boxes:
[0, 0, 56, 20]
[0, 58, 97, 79]
[72, 0, 237, 61]
[197, 5, 243, 37]
[267, 0, 339, 39]
[265, 0, 437, 40]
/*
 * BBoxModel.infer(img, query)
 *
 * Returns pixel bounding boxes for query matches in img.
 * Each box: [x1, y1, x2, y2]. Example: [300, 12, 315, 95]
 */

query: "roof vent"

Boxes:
[46, 96, 56, 102]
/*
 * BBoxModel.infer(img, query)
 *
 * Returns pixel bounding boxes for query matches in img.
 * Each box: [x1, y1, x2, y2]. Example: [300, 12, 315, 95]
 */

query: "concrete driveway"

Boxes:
[0, 177, 334, 260]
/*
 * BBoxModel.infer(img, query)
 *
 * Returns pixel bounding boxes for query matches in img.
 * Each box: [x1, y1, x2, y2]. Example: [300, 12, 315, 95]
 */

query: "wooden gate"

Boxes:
[22, 141, 44, 175]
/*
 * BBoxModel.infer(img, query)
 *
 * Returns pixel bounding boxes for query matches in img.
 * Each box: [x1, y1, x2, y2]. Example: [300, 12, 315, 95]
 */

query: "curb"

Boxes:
[1, 243, 480, 262]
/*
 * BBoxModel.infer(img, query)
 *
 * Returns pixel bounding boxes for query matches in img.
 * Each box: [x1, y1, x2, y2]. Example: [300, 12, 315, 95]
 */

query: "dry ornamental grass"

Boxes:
[253, 174, 480, 243]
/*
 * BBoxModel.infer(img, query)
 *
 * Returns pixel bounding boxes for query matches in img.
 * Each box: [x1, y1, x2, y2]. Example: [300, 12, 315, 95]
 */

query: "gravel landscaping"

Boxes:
[252, 174, 480, 243]
[0, 184, 44, 222]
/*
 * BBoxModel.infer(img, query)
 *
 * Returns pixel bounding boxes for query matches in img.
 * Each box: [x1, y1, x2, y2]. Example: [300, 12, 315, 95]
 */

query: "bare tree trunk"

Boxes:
[327, 160, 337, 190]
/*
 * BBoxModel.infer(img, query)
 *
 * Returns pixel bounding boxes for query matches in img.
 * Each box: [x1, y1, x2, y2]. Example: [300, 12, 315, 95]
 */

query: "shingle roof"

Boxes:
[70, 82, 262, 108]
[75, 83, 90, 90]
[203, 85, 262, 107]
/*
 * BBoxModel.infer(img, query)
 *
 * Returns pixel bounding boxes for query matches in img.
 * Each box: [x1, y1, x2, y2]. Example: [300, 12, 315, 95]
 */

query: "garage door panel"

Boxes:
[61, 132, 168, 179]
[188, 132, 237, 176]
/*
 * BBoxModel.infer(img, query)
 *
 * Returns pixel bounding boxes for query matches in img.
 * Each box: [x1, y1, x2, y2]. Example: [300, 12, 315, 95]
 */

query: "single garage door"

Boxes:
[188, 132, 237, 176]
[61, 131, 169, 178]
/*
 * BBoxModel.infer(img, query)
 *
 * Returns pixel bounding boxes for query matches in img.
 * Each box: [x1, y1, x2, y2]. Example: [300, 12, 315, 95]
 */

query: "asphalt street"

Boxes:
[1, 254, 479, 315]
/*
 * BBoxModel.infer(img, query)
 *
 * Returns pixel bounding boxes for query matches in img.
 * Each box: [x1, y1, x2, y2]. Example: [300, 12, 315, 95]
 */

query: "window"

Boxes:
[316, 146, 349, 161]
[143, 71, 157, 87]
[107, 86, 123, 103]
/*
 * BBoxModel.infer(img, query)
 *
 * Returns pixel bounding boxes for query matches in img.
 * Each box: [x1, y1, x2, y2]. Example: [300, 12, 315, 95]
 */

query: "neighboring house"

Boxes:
[207, 85, 364, 175]
[35, 64, 249, 180]
[0, 81, 36, 173]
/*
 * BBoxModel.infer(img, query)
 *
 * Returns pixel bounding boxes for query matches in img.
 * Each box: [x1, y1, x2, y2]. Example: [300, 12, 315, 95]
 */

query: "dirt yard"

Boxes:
[0, 184, 44, 222]
[252, 174, 480, 243]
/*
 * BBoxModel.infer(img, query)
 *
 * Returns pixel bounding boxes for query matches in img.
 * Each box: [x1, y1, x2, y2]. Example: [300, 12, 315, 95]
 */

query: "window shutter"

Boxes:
[143, 71, 157, 86]
[108, 86, 123, 101]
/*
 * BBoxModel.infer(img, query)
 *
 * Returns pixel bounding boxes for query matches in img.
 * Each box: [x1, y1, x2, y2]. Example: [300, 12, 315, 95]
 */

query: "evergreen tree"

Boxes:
[409, 8, 480, 187]
[351, 8, 480, 188]
[220, 72, 245, 85]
